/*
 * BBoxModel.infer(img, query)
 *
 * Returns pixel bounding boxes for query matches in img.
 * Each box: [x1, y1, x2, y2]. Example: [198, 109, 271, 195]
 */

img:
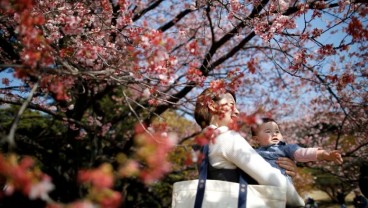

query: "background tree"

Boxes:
[0, 0, 367, 207]
[281, 111, 368, 201]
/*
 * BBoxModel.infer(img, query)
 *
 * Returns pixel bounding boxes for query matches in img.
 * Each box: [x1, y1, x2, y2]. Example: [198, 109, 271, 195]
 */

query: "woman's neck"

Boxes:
[209, 117, 225, 127]
[209, 117, 218, 127]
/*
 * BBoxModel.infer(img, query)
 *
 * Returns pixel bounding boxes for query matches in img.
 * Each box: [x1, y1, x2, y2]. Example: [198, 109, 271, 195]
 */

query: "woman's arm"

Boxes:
[210, 130, 304, 206]
[225, 135, 287, 186]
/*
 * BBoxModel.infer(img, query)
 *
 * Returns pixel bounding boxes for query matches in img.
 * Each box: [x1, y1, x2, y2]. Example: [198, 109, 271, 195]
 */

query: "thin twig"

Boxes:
[4, 82, 39, 148]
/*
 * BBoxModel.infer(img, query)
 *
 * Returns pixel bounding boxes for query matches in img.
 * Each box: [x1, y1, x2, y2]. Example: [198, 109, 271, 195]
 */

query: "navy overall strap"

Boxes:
[194, 144, 248, 208]
[238, 171, 248, 208]
[194, 145, 209, 208]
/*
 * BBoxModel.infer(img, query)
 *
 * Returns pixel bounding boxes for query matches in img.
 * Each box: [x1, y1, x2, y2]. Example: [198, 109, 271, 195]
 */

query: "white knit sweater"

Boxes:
[207, 125, 305, 206]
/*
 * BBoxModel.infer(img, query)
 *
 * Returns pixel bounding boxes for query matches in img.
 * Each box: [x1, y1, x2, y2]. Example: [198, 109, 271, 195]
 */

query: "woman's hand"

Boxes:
[276, 157, 297, 178]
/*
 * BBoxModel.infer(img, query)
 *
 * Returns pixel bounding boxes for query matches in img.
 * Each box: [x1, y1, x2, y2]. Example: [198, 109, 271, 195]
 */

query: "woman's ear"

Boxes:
[208, 100, 217, 112]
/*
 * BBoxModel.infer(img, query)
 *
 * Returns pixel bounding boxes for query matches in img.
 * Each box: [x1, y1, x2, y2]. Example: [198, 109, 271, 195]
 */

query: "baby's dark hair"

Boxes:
[250, 117, 277, 136]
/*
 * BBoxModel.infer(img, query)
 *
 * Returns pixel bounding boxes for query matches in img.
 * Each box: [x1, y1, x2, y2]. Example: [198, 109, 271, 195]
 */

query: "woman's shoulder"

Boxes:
[204, 125, 246, 146]
[214, 128, 247, 147]
[215, 126, 241, 136]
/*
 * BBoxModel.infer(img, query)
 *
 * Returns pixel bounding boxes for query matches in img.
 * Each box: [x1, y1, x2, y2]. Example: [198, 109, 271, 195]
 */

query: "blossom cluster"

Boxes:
[290, 49, 308, 70]
[77, 164, 122, 208]
[227, 68, 244, 92]
[126, 123, 177, 184]
[186, 65, 206, 86]
[4, 0, 179, 102]
[253, 15, 296, 42]
[0, 154, 54, 202]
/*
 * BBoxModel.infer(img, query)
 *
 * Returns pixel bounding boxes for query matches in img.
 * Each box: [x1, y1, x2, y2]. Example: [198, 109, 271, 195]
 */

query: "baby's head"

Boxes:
[251, 118, 284, 147]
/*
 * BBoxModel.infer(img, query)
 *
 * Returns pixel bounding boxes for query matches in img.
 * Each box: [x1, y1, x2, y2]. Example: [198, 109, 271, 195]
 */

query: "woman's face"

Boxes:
[210, 93, 239, 127]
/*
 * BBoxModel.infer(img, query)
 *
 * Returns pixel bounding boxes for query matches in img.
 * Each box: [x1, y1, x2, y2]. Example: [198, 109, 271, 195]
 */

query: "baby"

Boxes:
[251, 118, 343, 181]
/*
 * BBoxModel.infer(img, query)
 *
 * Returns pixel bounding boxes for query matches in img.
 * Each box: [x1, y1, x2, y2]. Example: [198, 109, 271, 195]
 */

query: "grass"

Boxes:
[307, 190, 355, 208]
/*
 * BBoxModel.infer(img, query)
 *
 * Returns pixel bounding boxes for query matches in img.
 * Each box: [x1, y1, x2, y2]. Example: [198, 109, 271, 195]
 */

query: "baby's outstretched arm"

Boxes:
[317, 150, 343, 164]
[294, 147, 343, 165]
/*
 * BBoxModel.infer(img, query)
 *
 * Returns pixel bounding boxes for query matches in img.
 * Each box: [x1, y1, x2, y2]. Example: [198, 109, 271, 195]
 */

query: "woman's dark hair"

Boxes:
[250, 118, 277, 136]
[194, 88, 236, 129]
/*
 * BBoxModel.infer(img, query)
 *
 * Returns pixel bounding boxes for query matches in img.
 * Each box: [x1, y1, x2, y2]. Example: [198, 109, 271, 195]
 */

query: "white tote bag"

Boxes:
[172, 145, 288, 208]
[172, 179, 286, 208]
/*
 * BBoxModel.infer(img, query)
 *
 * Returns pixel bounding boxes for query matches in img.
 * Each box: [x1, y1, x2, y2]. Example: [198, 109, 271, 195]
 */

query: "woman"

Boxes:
[194, 88, 304, 206]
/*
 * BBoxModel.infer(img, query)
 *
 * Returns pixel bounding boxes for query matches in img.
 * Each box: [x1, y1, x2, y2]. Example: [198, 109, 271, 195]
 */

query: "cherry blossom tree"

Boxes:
[0, 0, 367, 206]
[280, 110, 368, 201]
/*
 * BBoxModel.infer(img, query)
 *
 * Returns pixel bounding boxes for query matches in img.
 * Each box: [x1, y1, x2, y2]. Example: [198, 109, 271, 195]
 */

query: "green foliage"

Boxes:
[0, 106, 64, 136]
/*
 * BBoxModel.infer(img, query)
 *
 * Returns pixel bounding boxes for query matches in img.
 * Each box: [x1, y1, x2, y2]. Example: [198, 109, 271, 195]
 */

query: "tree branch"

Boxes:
[132, 0, 164, 22]
[3, 82, 39, 148]
[158, 9, 193, 32]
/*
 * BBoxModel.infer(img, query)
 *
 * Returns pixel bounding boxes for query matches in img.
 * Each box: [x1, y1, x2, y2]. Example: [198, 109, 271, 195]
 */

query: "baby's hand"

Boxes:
[327, 150, 343, 164]
[317, 150, 343, 164]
